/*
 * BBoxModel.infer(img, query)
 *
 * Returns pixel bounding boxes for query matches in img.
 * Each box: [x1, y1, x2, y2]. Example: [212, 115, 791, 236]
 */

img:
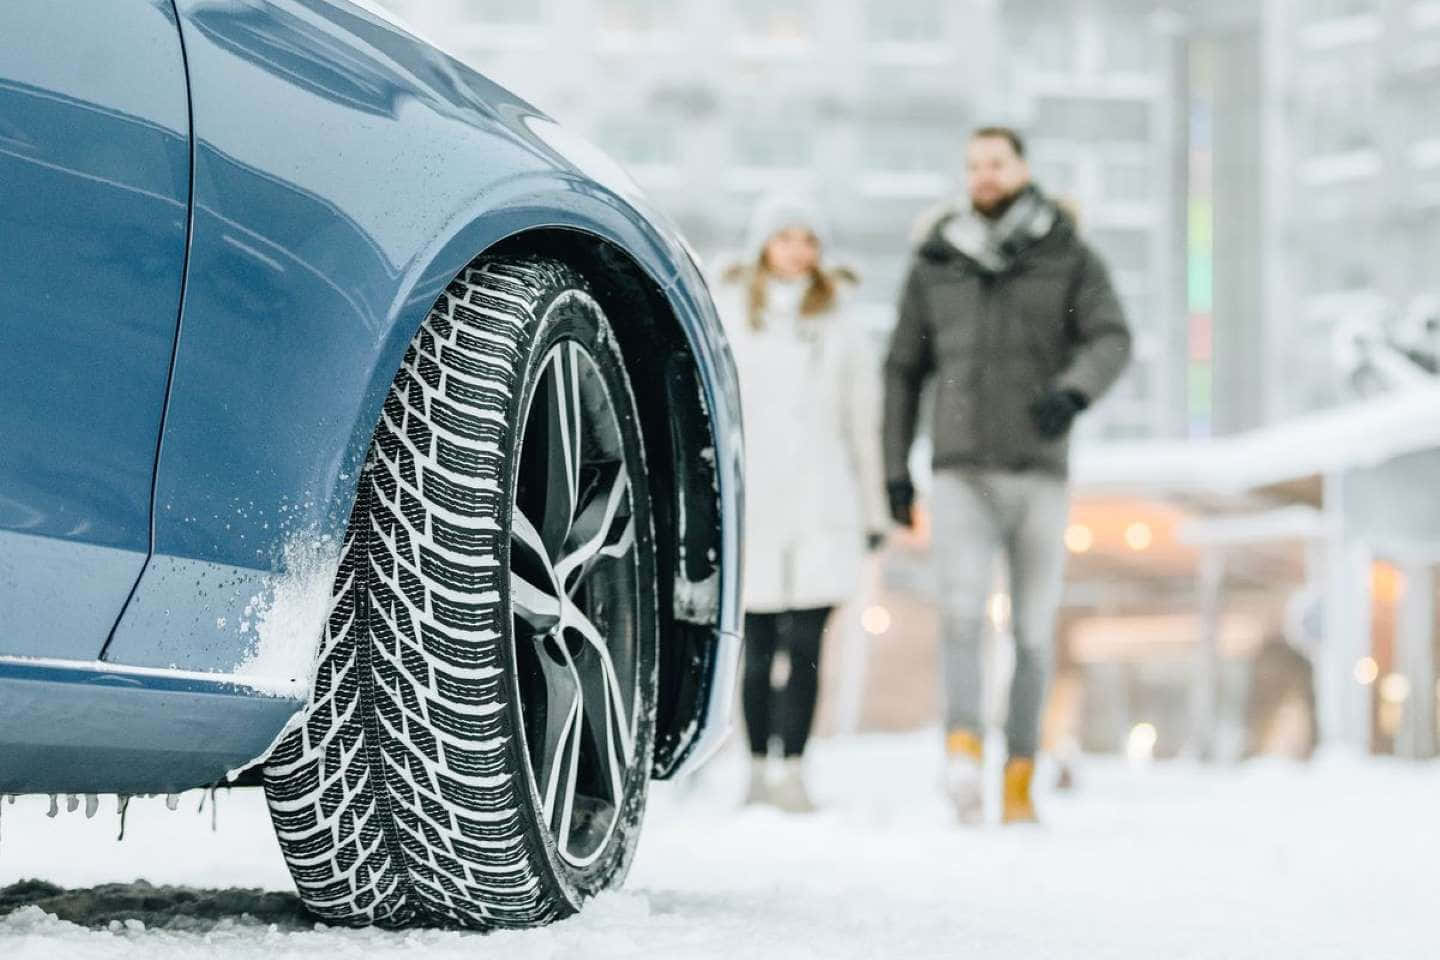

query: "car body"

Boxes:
[0, 0, 741, 806]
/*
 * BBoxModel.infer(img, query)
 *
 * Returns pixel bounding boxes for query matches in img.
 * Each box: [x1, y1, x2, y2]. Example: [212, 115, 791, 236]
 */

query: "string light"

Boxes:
[1124, 521, 1153, 551]
[1127, 723, 1158, 764]
[1380, 673, 1411, 704]
[1353, 657, 1379, 686]
[1065, 524, 1094, 553]
[861, 605, 891, 636]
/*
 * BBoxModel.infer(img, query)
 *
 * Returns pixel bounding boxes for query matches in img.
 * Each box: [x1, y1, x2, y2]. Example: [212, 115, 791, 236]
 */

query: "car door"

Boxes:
[0, 0, 191, 659]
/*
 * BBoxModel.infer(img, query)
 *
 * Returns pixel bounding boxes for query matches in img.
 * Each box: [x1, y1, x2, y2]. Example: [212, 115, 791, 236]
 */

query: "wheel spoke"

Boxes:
[537, 650, 583, 832]
[566, 605, 635, 760]
[510, 574, 560, 633]
[510, 508, 561, 633]
[573, 634, 627, 807]
[555, 461, 633, 593]
[552, 648, 585, 854]
[538, 344, 584, 556]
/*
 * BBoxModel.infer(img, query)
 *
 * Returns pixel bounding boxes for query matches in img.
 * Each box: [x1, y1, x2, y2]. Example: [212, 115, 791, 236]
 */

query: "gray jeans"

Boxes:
[930, 468, 1069, 758]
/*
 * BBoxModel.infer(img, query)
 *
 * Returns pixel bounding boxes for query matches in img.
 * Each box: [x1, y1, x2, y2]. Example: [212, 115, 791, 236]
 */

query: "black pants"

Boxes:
[742, 607, 832, 758]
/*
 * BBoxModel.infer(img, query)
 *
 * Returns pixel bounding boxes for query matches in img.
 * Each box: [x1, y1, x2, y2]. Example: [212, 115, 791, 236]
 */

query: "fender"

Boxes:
[99, 0, 740, 784]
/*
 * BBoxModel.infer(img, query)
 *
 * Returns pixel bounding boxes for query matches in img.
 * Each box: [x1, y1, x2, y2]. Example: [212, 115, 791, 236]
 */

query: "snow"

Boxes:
[1072, 383, 1440, 495]
[2, 731, 1436, 958]
[231, 534, 340, 699]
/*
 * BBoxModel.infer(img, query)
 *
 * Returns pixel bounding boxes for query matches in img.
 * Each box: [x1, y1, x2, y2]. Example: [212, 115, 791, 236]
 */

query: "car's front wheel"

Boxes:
[263, 256, 659, 928]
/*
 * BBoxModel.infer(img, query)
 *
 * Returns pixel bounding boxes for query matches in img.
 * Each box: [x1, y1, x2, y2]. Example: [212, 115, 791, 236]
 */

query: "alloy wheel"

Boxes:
[510, 338, 641, 870]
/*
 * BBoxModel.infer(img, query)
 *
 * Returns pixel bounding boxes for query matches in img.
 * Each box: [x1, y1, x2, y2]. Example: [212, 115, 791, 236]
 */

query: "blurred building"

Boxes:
[375, 0, 1440, 439]
[378, 0, 1189, 443]
[1259, 0, 1440, 419]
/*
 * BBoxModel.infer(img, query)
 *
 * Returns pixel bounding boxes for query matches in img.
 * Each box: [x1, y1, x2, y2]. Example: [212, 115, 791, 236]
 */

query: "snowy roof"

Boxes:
[1073, 385, 1440, 496]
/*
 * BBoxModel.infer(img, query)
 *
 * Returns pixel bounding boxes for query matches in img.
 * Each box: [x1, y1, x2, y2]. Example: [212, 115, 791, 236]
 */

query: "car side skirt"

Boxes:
[0, 657, 302, 795]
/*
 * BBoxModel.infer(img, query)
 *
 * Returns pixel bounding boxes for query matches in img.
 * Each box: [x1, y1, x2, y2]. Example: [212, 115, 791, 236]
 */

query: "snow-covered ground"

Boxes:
[2, 732, 1435, 959]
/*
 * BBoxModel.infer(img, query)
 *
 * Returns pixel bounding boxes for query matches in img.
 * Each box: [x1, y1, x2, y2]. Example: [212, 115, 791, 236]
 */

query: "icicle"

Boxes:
[165, 793, 179, 811]
[85, 794, 99, 819]
[46, 795, 58, 818]
[65, 794, 79, 814]
[210, 787, 219, 832]
[116, 795, 130, 841]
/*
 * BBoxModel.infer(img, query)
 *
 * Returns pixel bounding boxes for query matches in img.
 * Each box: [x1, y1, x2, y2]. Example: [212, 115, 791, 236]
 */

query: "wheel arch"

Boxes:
[480, 228, 731, 777]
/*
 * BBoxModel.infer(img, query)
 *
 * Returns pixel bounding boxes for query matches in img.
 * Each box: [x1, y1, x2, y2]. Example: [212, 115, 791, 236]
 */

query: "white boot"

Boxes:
[771, 757, 818, 814]
[944, 753, 984, 825]
[743, 757, 770, 807]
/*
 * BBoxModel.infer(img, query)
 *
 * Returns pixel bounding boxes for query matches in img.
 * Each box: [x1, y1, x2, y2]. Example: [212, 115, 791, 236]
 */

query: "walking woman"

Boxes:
[715, 195, 889, 812]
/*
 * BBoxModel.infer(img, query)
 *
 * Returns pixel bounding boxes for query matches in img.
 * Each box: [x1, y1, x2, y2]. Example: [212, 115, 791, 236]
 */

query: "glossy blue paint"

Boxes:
[3, 0, 743, 794]
[0, 0, 190, 659]
[106, 0, 732, 675]
[0, 658, 302, 794]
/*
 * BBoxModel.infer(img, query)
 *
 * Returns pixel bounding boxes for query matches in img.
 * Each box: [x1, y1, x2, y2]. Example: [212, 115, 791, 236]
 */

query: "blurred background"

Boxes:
[377, 0, 1440, 765]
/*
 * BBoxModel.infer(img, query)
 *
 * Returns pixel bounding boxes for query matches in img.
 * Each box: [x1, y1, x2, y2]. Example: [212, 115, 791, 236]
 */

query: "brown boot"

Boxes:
[1002, 757, 1039, 824]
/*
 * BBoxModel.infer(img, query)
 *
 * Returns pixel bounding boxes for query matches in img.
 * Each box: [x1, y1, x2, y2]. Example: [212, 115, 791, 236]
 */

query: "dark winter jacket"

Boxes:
[882, 203, 1132, 480]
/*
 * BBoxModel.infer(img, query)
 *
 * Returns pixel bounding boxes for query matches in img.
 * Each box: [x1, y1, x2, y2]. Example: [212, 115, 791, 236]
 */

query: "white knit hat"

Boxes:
[742, 192, 832, 263]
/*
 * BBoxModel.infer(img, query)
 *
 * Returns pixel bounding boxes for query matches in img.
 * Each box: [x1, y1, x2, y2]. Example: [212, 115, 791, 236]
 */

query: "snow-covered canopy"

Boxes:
[1073, 386, 1440, 497]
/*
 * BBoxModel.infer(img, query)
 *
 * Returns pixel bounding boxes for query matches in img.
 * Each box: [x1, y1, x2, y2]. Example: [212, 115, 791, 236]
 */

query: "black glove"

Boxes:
[886, 479, 914, 528]
[866, 530, 886, 552]
[1029, 388, 1089, 439]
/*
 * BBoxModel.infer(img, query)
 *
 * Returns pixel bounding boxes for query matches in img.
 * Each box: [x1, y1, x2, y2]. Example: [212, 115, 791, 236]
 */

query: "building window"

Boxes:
[1089, 227, 1150, 275]
[1100, 4, 1153, 74]
[733, 121, 813, 171]
[442, 0, 545, 50]
[860, 128, 956, 197]
[1305, 107, 1375, 157]
[1298, 0, 1382, 48]
[595, 118, 679, 171]
[1301, 0, 1378, 23]
[1298, 219, 1382, 298]
[1299, 56, 1377, 156]
[1413, 1, 1440, 31]
[734, 0, 812, 53]
[1010, 1, 1078, 74]
[1033, 97, 1152, 144]
[1102, 159, 1151, 203]
[1030, 155, 1078, 198]
[865, 0, 944, 45]
[862, 129, 954, 175]
[1420, 83, 1440, 144]
[598, 0, 675, 36]
[469, 0, 543, 26]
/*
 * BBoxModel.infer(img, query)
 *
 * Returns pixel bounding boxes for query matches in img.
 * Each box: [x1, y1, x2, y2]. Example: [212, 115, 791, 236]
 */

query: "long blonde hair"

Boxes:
[723, 253, 857, 332]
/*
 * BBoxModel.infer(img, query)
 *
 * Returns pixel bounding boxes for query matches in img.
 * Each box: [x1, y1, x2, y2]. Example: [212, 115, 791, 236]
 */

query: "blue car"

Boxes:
[0, 0, 743, 929]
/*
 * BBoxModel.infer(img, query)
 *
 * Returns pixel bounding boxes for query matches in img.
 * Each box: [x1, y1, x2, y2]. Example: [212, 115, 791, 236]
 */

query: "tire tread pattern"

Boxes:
[265, 258, 615, 929]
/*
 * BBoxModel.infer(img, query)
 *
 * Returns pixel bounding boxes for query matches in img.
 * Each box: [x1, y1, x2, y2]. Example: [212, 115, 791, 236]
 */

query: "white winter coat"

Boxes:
[715, 272, 889, 613]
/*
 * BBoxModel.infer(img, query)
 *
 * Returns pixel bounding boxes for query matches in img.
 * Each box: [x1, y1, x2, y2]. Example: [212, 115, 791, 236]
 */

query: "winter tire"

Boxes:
[262, 256, 659, 929]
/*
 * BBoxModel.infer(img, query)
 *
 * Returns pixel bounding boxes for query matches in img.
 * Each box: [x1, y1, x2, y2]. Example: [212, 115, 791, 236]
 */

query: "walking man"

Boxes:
[883, 127, 1131, 824]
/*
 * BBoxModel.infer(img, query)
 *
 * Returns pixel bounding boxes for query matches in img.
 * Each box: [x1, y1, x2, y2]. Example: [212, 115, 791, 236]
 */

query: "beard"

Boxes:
[971, 185, 1025, 220]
